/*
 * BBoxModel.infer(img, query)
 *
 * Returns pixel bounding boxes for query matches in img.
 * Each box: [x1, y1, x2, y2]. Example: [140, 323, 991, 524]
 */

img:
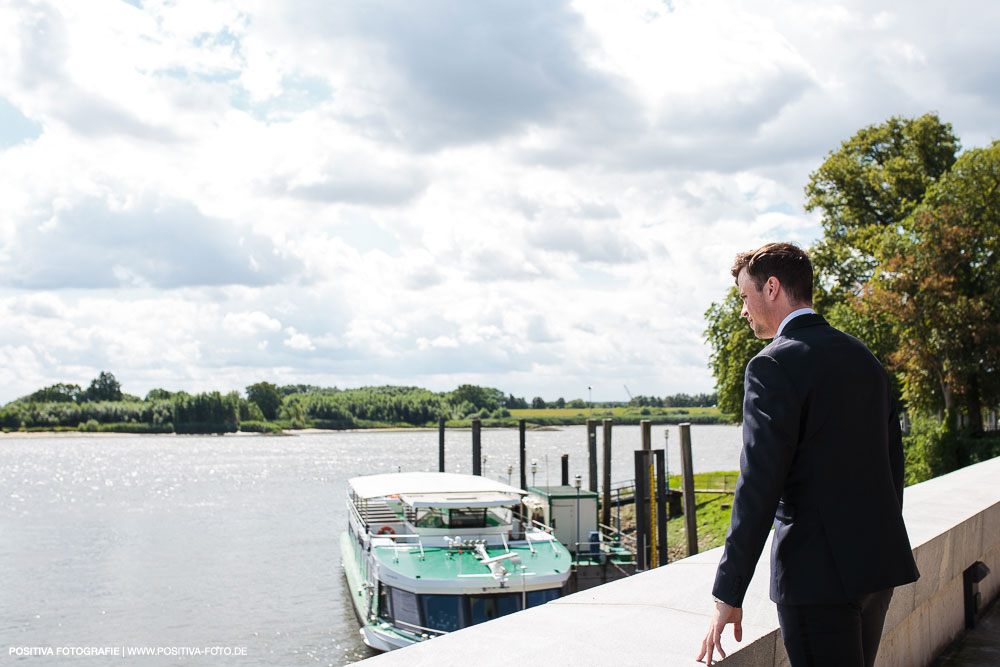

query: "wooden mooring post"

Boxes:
[655, 448, 667, 563]
[679, 422, 698, 556]
[438, 416, 445, 472]
[472, 418, 482, 476]
[586, 419, 598, 492]
[633, 446, 667, 569]
[634, 449, 650, 570]
[601, 418, 612, 528]
[561, 454, 569, 486]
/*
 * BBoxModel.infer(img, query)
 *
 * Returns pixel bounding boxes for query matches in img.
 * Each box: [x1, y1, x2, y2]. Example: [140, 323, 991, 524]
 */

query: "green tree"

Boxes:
[864, 141, 1000, 432]
[145, 388, 174, 401]
[805, 113, 960, 303]
[81, 371, 123, 402]
[447, 385, 504, 412]
[246, 381, 282, 420]
[703, 287, 767, 422]
[505, 393, 528, 409]
[22, 383, 81, 403]
[530, 396, 547, 409]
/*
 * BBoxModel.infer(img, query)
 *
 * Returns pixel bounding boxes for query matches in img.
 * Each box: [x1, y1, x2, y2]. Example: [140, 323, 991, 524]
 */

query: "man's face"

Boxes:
[737, 268, 775, 339]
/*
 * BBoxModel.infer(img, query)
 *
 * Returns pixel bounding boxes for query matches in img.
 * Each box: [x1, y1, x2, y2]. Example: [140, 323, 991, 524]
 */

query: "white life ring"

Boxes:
[377, 525, 395, 535]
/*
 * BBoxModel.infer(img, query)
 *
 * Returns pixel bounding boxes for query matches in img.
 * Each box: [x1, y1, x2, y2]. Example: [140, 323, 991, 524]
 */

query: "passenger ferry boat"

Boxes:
[341, 472, 572, 651]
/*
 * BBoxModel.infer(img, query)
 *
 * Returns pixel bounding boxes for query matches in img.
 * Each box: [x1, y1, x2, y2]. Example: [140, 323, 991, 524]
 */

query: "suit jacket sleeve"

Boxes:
[888, 394, 905, 508]
[712, 353, 800, 607]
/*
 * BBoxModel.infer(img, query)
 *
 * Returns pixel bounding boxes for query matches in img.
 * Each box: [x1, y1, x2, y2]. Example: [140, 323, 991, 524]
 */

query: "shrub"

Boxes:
[239, 420, 283, 434]
[79, 419, 100, 432]
[96, 422, 174, 434]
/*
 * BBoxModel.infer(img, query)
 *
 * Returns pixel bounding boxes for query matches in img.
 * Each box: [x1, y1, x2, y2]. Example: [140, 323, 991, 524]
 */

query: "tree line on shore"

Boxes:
[1, 374, 722, 434]
[704, 113, 1000, 484]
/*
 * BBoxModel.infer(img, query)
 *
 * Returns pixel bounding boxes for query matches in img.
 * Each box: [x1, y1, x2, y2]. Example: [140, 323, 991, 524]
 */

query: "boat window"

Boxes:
[526, 588, 561, 608]
[467, 593, 521, 626]
[378, 583, 390, 620]
[447, 508, 486, 528]
[487, 507, 512, 526]
[389, 587, 421, 628]
[420, 595, 462, 632]
[414, 508, 446, 528]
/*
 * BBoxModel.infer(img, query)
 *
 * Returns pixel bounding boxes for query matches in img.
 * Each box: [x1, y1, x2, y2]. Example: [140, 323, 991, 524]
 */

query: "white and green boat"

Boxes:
[341, 472, 572, 651]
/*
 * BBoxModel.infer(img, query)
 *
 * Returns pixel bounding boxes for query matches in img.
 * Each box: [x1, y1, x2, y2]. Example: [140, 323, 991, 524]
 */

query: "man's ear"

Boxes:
[766, 277, 779, 300]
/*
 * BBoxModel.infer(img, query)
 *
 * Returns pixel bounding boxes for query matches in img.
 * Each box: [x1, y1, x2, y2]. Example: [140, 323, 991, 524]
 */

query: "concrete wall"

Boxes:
[359, 456, 1000, 666]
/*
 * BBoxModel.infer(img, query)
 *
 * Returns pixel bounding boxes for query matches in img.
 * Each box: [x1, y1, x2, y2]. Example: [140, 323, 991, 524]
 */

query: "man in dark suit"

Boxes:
[697, 243, 919, 666]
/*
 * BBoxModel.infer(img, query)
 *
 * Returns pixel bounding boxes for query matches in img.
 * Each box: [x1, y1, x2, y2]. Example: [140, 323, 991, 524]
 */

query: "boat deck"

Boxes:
[371, 537, 570, 586]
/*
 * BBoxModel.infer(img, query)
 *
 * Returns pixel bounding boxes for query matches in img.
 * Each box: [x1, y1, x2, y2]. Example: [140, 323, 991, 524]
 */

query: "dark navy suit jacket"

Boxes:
[713, 313, 919, 606]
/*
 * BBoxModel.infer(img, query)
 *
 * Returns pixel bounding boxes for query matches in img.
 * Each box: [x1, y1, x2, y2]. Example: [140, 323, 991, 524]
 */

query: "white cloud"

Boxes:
[223, 311, 282, 336]
[283, 327, 316, 351]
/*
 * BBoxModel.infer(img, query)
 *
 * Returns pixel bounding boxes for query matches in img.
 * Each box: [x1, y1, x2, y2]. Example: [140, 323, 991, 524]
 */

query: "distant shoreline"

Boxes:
[0, 425, 577, 440]
[0, 419, 731, 441]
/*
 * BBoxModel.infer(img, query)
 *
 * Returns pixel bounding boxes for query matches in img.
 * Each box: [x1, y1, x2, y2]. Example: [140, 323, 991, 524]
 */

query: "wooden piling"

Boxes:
[634, 449, 651, 570]
[679, 422, 698, 556]
[586, 419, 598, 493]
[601, 418, 612, 528]
[438, 416, 445, 473]
[561, 454, 569, 486]
[472, 418, 482, 476]
[641, 419, 652, 450]
[518, 419, 527, 491]
[655, 448, 667, 563]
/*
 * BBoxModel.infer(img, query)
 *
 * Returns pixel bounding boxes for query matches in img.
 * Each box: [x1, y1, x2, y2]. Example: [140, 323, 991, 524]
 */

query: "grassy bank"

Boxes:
[614, 471, 739, 563]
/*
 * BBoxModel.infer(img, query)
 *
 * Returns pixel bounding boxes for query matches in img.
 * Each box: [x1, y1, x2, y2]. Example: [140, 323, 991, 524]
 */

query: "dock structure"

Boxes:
[357, 455, 1000, 666]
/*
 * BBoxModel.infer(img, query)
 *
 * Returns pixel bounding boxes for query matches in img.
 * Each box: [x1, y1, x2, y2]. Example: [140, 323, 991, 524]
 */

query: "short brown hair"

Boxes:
[731, 242, 813, 304]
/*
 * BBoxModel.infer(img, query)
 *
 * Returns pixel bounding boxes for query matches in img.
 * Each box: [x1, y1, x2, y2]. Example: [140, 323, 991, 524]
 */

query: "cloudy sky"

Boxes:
[0, 0, 997, 404]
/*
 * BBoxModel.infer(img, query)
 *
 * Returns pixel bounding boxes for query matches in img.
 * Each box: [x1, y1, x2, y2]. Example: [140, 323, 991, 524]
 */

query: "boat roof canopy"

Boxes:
[348, 472, 527, 505]
[400, 491, 520, 508]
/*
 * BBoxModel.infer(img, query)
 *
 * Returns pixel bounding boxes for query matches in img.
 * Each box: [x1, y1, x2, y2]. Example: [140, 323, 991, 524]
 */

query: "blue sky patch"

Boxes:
[0, 98, 42, 148]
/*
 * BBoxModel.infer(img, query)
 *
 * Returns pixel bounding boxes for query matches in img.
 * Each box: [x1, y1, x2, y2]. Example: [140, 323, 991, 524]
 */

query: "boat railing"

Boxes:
[393, 618, 449, 638]
[598, 522, 637, 551]
[527, 518, 554, 534]
[375, 532, 426, 562]
[524, 530, 558, 556]
[346, 498, 366, 532]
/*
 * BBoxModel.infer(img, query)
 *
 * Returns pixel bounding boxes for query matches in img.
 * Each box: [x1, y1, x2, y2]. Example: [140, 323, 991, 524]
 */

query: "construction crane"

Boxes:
[624, 384, 633, 401]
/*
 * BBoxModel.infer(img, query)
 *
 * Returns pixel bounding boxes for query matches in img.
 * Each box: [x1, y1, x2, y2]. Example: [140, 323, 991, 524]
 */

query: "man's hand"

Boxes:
[696, 600, 743, 664]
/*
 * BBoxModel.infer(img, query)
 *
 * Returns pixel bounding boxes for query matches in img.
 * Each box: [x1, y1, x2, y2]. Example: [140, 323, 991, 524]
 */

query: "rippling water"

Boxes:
[0, 425, 741, 666]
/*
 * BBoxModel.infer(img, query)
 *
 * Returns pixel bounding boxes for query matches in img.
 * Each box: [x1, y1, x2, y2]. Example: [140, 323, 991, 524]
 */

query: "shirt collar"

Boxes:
[776, 307, 816, 337]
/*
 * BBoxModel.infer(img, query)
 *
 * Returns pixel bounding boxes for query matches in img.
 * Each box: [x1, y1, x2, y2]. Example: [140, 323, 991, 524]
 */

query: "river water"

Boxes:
[0, 424, 741, 666]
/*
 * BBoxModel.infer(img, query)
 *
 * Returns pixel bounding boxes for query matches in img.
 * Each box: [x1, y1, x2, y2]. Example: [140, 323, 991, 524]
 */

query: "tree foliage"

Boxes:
[20, 383, 82, 404]
[81, 371, 123, 403]
[246, 381, 282, 420]
[863, 141, 1000, 424]
[145, 388, 174, 401]
[805, 113, 959, 302]
[703, 286, 767, 422]
[663, 392, 718, 408]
